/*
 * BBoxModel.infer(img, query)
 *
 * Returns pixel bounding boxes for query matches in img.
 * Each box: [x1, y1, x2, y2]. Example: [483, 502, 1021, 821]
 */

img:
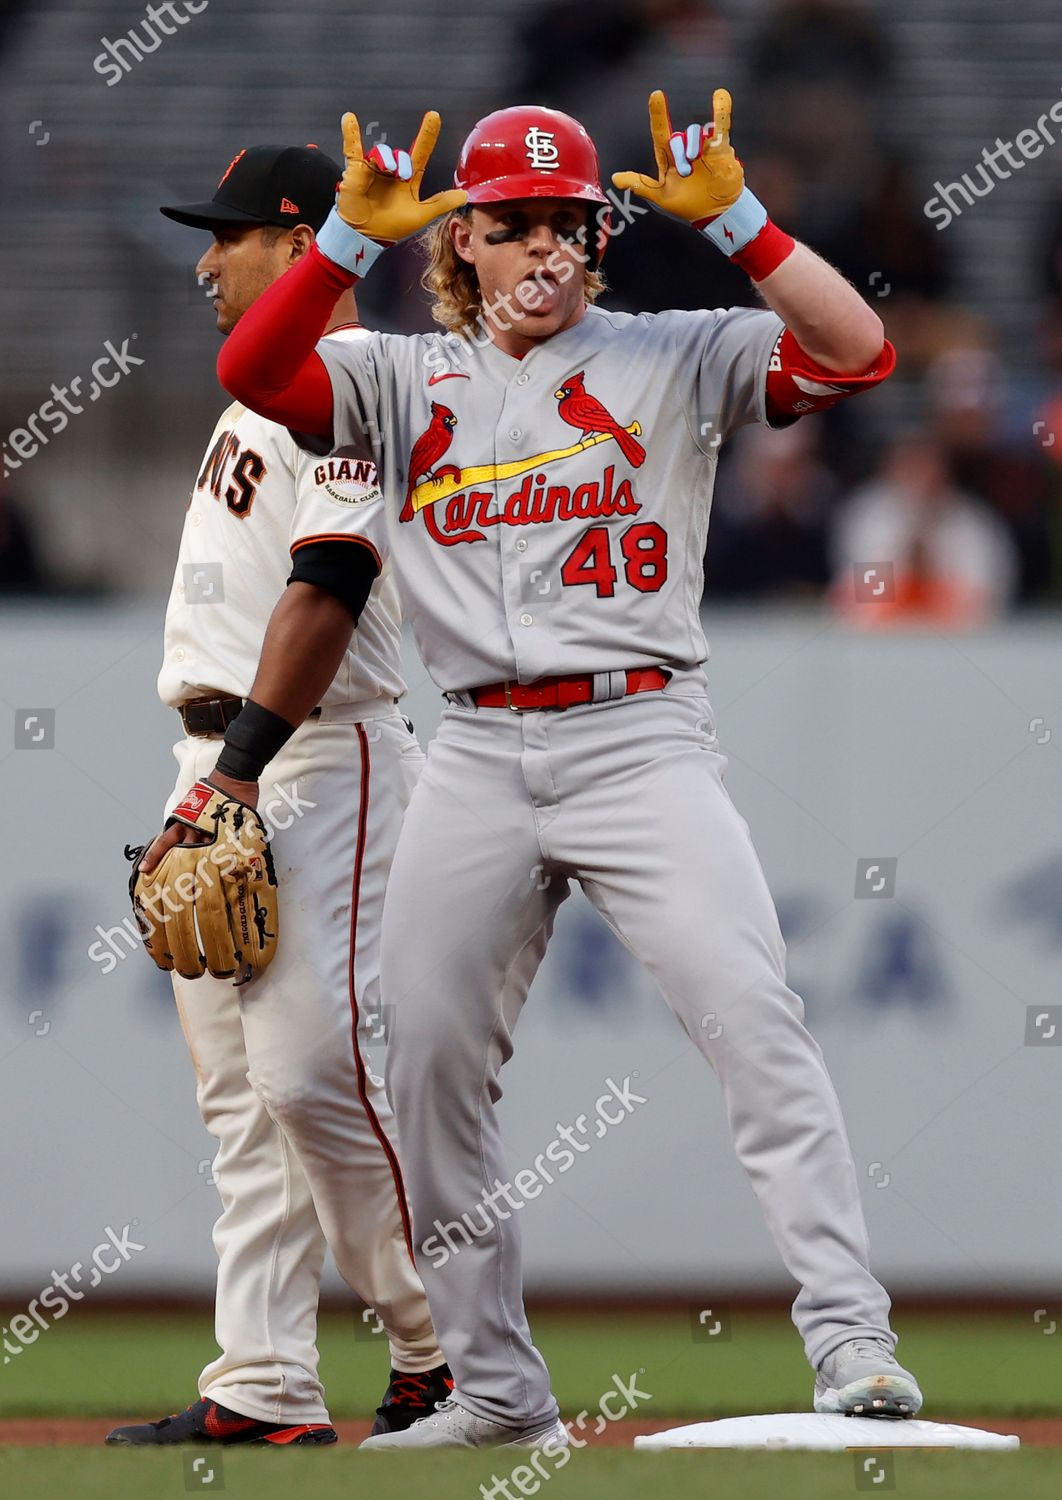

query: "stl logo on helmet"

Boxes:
[524, 127, 560, 171]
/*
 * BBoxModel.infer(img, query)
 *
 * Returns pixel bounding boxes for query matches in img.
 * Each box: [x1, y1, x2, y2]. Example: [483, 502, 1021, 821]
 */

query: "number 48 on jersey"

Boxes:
[560, 523, 668, 597]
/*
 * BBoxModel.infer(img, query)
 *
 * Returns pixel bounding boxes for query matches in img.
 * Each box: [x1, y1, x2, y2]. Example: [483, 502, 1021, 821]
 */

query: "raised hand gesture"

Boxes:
[613, 89, 744, 229]
[336, 110, 467, 245]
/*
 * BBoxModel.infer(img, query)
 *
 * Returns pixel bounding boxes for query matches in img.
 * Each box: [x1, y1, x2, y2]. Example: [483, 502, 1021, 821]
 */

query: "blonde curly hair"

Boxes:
[419, 210, 606, 336]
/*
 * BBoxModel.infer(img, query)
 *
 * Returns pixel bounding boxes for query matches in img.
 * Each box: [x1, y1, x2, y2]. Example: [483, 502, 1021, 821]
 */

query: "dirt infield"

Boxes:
[2, 1416, 1059, 1448]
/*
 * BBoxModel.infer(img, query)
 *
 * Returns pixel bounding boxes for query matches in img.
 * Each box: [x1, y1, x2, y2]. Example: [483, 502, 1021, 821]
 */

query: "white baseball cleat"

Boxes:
[814, 1337, 923, 1419]
[359, 1398, 570, 1451]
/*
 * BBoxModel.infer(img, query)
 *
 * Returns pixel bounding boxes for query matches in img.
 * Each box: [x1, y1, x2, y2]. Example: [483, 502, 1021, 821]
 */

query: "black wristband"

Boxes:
[215, 701, 298, 783]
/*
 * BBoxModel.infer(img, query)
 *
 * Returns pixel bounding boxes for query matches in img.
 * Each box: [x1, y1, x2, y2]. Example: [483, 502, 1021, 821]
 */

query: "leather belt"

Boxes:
[179, 695, 243, 738]
[469, 667, 669, 713]
[179, 694, 321, 738]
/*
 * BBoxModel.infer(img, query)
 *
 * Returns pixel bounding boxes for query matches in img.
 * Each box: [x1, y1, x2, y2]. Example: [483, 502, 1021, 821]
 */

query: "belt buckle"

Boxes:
[504, 681, 543, 712]
[180, 701, 206, 737]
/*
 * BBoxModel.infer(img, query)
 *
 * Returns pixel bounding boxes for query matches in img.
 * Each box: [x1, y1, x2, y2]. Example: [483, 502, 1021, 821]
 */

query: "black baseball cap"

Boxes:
[160, 143, 341, 232]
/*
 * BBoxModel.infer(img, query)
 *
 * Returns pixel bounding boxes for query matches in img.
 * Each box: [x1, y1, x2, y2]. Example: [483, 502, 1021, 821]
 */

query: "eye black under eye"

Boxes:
[485, 223, 525, 244]
[484, 218, 585, 245]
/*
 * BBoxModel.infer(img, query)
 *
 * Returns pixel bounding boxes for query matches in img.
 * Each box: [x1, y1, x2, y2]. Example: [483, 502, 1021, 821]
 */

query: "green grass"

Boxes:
[0, 1447, 1052, 1500]
[0, 1306, 1057, 1420]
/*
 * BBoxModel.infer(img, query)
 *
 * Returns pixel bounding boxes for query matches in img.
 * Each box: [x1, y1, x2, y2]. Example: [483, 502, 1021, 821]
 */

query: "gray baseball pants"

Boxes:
[382, 674, 894, 1429]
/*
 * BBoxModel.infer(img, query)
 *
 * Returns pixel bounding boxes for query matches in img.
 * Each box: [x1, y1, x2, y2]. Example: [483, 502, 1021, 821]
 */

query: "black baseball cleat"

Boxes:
[105, 1397, 338, 1446]
[371, 1362, 455, 1436]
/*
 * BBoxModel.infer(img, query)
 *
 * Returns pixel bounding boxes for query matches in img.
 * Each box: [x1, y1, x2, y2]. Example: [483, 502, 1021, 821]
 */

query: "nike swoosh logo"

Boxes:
[427, 372, 470, 385]
[792, 373, 848, 397]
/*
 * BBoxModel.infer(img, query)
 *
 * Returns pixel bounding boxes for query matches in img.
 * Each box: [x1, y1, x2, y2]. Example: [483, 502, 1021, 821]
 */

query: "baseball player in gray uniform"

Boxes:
[218, 92, 923, 1450]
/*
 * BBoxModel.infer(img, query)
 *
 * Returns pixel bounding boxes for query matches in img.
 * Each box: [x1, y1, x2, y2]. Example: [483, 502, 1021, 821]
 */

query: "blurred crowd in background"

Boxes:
[3, 0, 1062, 627]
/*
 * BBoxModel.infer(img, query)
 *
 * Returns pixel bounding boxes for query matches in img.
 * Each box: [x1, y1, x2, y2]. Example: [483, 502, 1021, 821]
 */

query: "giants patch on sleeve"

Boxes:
[312, 453, 382, 506]
[765, 329, 896, 421]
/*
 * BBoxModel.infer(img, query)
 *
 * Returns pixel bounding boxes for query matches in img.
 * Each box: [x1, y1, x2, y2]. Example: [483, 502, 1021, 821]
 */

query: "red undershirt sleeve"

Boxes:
[217, 245, 357, 439]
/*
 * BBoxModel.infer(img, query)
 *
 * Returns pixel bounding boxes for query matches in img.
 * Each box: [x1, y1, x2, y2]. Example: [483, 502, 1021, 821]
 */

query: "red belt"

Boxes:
[470, 667, 669, 712]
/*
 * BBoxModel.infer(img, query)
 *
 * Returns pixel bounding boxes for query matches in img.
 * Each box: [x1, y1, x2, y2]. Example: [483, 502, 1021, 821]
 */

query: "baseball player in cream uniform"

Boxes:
[217, 97, 924, 1450]
[107, 144, 451, 1447]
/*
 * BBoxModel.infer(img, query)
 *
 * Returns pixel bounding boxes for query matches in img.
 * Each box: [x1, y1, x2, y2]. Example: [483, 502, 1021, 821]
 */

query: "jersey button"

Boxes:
[190, 513, 201, 527]
[515, 538, 528, 552]
[508, 427, 522, 442]
[174, 648, 186, 662]
[516, 373, 530, 386]
[519, 612, 533, 626]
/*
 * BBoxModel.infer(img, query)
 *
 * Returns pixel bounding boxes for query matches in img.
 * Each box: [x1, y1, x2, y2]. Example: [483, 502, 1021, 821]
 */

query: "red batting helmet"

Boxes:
[455, 107, 611, 263]
[456, 106, 609, 206]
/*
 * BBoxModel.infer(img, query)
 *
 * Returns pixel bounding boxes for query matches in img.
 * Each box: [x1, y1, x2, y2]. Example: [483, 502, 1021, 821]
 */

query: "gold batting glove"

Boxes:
[317, 110, 467, 276]
[613, 89, 763, 253]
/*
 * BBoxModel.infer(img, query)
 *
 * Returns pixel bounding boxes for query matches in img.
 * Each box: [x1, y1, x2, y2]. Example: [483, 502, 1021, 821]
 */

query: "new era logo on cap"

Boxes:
[279, 197, 300, 214]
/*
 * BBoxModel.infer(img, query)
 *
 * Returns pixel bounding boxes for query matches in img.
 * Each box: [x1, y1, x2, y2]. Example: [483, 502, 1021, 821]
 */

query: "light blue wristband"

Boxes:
[316, 207, 388, 277]
[699, 187, 768, 257]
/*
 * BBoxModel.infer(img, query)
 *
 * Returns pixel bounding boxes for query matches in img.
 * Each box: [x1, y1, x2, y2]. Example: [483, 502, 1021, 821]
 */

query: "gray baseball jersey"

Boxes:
[315, 304, 783, 690]
[308, 298, 898, 1431]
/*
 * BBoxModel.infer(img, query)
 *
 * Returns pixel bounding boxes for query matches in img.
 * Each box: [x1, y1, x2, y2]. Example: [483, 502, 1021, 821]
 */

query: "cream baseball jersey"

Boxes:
[160, 327, 404, 710]
[314, 305, 784, 692]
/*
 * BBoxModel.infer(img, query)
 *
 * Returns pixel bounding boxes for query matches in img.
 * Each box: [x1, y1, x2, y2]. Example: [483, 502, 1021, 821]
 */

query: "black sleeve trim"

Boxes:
[287, 537, 380, 622]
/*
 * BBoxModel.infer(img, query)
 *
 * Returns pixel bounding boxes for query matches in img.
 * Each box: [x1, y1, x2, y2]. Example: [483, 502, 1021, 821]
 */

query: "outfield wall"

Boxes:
[2, 605, 1060, 1299]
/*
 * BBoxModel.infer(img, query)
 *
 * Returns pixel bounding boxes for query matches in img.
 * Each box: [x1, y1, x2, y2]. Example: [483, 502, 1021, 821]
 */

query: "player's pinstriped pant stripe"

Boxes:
[170, 713, 439, 1425]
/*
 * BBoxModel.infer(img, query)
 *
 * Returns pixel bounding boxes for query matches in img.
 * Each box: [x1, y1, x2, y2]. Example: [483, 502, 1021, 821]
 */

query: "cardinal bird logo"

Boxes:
[553, 373, 646, 468]
[401, 402, 461, 522]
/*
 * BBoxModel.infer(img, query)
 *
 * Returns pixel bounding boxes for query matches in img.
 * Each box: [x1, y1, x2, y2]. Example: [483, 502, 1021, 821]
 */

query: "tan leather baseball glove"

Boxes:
[126, 780, 278, 984]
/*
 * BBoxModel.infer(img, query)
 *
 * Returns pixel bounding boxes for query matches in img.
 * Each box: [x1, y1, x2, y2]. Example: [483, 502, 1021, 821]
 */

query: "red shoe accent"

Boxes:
[263, 1424, 335, 1445]
[203, 1403, 261, 1439]
[389, 1373, 433, 1406]
[387, 1369, 456, 1409]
